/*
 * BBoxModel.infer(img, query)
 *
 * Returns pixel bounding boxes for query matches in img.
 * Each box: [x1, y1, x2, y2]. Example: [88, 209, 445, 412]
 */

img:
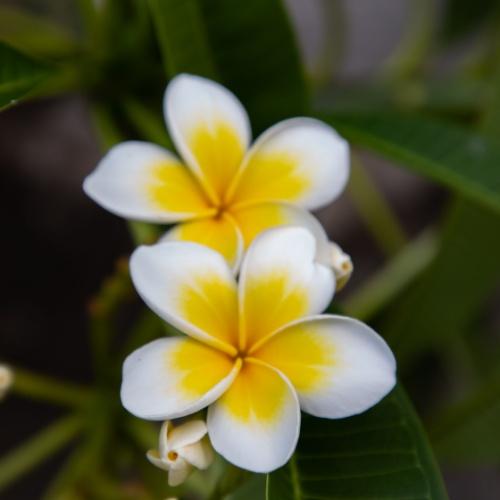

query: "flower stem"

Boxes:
[342, 229, 437, 321]
[347, 154, 408, 256]
[11, 367, 91, 408]
[0, 415, 83, 492]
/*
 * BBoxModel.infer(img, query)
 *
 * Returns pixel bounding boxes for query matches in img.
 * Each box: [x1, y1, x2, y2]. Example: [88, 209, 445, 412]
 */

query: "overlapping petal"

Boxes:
[239, 227, 335, 351]
[83, 141, 213, 222]
[230, 202, 330, 260]
[165, 420, 208, 452]
[130, 241, 239, 354]
[121, 338, 240, 420]
[162, 213, 243, 272]
[254, 315, 396, 418]
[207, 360, 300, 473]
[165, 74, 251, 204]
[227, 118, 349, 210]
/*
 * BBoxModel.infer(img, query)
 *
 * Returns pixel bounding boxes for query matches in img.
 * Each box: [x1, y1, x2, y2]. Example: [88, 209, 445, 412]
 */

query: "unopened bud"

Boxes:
[0, 365, 13, 400]
[329, 242, 353, 290]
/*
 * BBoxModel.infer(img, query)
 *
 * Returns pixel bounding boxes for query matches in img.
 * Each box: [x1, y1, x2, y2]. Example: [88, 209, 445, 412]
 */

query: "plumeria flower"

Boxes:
[83, 74, 350, 274]
[0, 364, 13, 401]
[121, 227, 396, 472]
[147, 419, 214, 486]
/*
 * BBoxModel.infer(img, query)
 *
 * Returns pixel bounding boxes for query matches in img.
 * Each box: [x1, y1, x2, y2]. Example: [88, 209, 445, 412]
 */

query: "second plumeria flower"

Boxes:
[84, 74, 349, 272]
[121, 227, 396, 472]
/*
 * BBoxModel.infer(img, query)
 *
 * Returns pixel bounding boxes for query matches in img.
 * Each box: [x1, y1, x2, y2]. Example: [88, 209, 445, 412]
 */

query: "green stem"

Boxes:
[347, 154, 408, 256]
[382, 0, 436, 81]
[90, 104, 126, 149]
[42, 409, 111, 500]
[342, 229, 437, 320]
[88, 258, 133, 373]
[11, 367, 91, 408]
[312, 0, 346, 88]
[122, 309, 166, 356]
[207, 463, 251, 500]
[124, 418, 159, 450]
[122, 98, 173, 149]
[77, 0, 99, 40]
[88, 473, 146, 500]
[0, 415, 83, 492]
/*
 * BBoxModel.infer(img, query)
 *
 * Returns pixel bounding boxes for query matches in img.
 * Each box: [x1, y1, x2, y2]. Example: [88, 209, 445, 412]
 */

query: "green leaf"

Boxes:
[198, 0, 307, 131]
[319, 112, 500, 214]
[380, 199, 500, 365]
[0, 5, 77, 58]
[148, 0, 307, 131]
[266, 385, 447, 499]
[430, 366, 500, 464]
[147, 0, 217, 78]
[225, 474, 266, 499]
[0, 41, 51, 110]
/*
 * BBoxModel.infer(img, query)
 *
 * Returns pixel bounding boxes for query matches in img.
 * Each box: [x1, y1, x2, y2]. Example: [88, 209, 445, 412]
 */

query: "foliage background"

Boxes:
[1, 0, 500, 498]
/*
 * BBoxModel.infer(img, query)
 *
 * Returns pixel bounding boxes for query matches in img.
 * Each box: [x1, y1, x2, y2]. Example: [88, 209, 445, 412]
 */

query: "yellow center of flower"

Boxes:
[167, 451, 178, 461]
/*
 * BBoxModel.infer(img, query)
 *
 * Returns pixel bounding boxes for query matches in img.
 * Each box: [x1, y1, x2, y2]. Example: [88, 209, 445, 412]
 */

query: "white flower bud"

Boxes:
[329, 241, 353, 290]
[0, 365, 13, 401]
[147, 420, 214, 487]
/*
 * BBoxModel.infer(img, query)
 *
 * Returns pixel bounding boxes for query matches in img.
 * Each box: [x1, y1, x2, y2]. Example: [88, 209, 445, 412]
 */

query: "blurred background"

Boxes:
[1, 0, 500, 498]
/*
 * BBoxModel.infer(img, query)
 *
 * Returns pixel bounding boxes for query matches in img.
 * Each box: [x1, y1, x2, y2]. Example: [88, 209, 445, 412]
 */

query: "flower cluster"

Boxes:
[84, 75, 396, 481]
[84, 74, 349, 277]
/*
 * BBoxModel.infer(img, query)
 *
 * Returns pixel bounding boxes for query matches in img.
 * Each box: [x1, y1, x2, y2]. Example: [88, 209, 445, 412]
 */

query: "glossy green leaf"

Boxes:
[319, 112, 500, 214]
[267, 385, 447, 499]
[198, 0, 307, 131]
[0, 41, 51, 110]
[148, 0, 307, 132]
[380, 200, 500, 365]
[430, 366, 500, 464]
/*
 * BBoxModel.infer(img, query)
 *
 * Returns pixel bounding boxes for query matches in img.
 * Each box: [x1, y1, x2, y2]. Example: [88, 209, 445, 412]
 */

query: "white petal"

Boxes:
[255, 315, 396, 418]
[167, 459, 191, 486]
[207, 360, 300, 473]
[146, 449, 170, 471]
[159, 420, 171, 457]
[165, 74, 251, 203]
[178, 439, 214, 469]
[121, 337, 240, 420]
[83, 141, 212, 222]
[228, 118, 349, 210]
[230, 202, 330, 255]
[168, 420, 208, 449]
[130, 241, 239, 354]
[239, 227, 335, 351]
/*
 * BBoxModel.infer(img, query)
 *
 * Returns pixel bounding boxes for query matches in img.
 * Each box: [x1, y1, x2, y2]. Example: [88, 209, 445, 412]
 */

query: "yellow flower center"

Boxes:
[167, 451, 178, 461]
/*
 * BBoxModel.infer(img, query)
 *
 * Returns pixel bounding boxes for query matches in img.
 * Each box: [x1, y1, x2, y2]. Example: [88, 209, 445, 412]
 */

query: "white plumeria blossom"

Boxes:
[146, 419, 214, 487]
[0, 364, 13, 400]
[121, 227, 396, 473]
[84, 74, 351, 276]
